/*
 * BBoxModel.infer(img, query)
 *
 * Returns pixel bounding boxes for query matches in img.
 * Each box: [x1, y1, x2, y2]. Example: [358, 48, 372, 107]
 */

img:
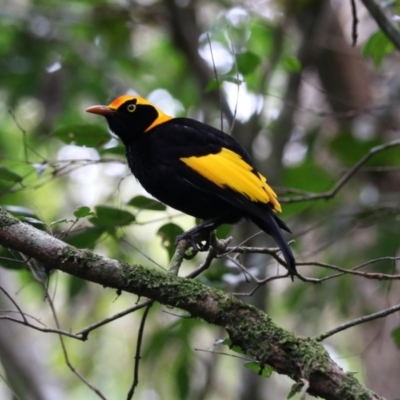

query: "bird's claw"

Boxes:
[175, 231, 211, 259]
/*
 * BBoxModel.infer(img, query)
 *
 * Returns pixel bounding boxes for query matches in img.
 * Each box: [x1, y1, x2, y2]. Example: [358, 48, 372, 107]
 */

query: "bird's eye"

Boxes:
[127, 104, 136, 112]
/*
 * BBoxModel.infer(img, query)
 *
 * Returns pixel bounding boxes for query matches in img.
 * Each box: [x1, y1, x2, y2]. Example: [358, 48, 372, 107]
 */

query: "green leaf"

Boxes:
[247, 21, 273, 57]
[53, 124, 110, 148]
[3, 206, 46, 230]
[330, 134, 383, 167]
[3, 205, 38, 218]
[363, 30, 396, 68]
[236, 51, 261, 75]
[90, 205, 135, 228]
[392, 325, 400, 348]
[127, 195, 166, 211]
[157, 223, 184, 260]
[65, 226, 106, 249]
[74, 206, 95, 218]
[205, 78, 219, 93]
[282, 55, 302, 72]
[0, 165, 23, 182]
[23, 217, 46, 226]
[244, 362, 273, 378]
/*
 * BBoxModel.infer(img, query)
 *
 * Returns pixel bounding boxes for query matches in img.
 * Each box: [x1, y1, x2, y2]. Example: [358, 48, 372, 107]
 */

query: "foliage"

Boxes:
[0, 1, 399, 399]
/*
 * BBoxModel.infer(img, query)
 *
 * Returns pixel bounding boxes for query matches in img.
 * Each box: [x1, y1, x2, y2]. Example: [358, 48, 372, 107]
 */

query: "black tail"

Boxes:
[251, 211, 297, 280]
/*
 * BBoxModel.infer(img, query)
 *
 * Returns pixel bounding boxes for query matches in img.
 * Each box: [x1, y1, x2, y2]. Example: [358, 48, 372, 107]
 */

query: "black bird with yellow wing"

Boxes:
[87, 95, 296, 278]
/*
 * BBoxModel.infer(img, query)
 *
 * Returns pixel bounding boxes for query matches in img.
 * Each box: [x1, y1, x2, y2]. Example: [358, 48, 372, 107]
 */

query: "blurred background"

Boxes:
[0, 0, 400, 399]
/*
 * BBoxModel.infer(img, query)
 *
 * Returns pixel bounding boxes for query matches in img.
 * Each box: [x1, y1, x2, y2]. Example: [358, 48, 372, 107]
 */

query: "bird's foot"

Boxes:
[175, 230, 211, 260]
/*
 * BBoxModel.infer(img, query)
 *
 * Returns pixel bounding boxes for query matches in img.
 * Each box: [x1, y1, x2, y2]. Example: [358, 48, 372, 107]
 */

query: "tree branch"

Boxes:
[0, 208, 385, 400]
[361, 0, 400, 50]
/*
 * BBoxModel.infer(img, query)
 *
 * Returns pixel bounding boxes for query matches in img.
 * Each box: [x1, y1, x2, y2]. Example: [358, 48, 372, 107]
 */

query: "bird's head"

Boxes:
[86, 95, 172, 144]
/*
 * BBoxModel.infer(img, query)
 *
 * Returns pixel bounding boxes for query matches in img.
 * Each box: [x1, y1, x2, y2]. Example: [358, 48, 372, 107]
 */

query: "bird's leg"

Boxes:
[175, 216, 225, 258]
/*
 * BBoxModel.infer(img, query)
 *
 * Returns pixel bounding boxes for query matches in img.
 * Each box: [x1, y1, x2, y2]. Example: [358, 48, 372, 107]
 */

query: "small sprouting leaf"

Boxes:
[127, 195, 166, 211]
[157, 223, 184, 260]
[282, 55, 302, 72]
[244, 362, 273, 378]
[391, 325, 400, 348]
[0, 165, 23, 182]
[74, 206, 95, 219]
[53, 124, 110, 148]
[363, 30, 395, 68]
[90, 205, 135, 228]
[237, 51, 261, 75]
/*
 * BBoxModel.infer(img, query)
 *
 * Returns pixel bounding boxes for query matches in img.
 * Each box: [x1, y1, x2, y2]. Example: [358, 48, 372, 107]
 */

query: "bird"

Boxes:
[86, 95, 296, 278]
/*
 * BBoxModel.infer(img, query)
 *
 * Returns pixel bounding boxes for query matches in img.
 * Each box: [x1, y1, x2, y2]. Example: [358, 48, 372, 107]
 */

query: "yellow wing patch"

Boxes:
[180, 148, 281, 212]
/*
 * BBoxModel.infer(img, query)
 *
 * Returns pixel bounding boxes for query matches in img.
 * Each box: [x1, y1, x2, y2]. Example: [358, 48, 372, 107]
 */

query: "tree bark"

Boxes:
[0, 207, 385, 400]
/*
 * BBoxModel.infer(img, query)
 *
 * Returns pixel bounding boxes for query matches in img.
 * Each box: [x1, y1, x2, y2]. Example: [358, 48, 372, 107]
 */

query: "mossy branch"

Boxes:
[0, 207, 384, 400]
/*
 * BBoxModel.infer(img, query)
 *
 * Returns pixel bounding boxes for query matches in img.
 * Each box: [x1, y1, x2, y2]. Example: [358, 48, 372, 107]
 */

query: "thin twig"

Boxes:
[186, 248, 218, 278]
[44, 284, 107, 399]
[0, 309, 46, 326]
[120, 237, 167, 271]
[126, 238, 191, 398]
[297, 257, 400, 280]
[0, 316, 81, 339]
[282, 139, 400, 203]
[350, 0, 358, 46]
[76, 300, 153, 340]
[8, 109, 28, 163]
[222, 244, 282, 257]
[186, 234, 232, 279]
[360, 0, 400, 50]
[0, 286, 27, 323]
[316, 303, 400, 341]
[226, 255, 259, 282]
[126, 302, 153, 400]
[233, 273, 292, 296]
[194, 348, 255, 363]
[207, 33, 223, 131]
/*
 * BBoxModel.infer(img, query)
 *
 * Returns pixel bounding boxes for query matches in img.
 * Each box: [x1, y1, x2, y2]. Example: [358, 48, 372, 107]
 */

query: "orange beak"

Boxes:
[86, 105, 115, 116]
